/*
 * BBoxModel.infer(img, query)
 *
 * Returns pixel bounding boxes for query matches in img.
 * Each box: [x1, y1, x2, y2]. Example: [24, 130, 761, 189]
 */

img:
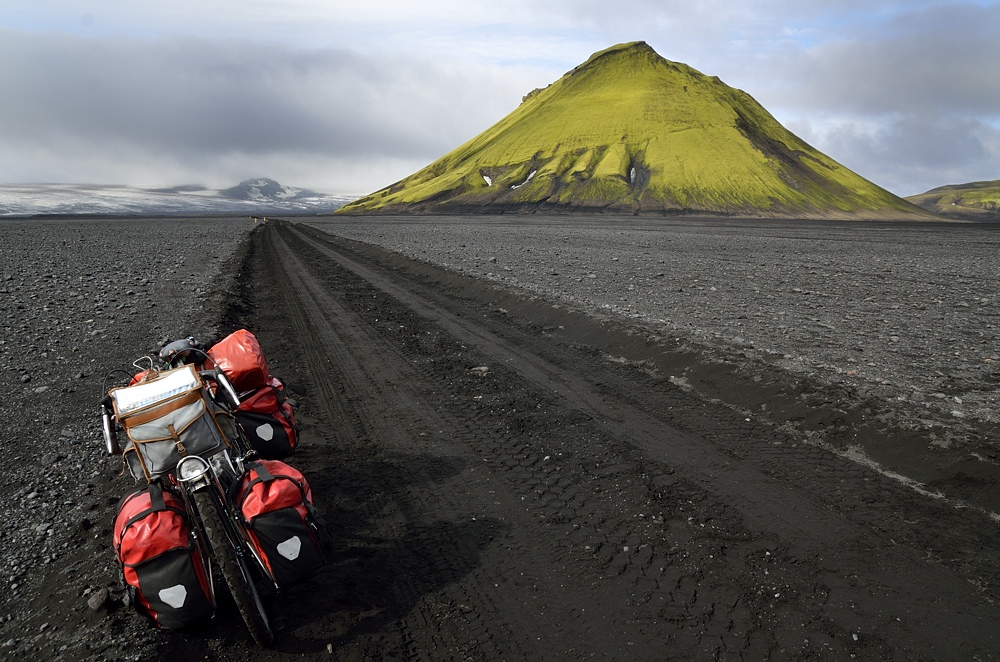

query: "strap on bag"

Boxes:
[148, 482, 166, 511]
[252, 461, 274, 482]
[116, 482, 185, 552]
[271, 380, 300, 432]
[168, 423, 187, 456]
[238, 461, 310, 511]
[234, 460, 275, 496]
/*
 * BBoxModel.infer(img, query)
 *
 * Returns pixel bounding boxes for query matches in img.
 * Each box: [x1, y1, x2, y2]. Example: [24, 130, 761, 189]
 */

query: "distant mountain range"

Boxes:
[0, 178, 356, 217]
[340, 42, 931, 219]
[906, 180, 1000, 220]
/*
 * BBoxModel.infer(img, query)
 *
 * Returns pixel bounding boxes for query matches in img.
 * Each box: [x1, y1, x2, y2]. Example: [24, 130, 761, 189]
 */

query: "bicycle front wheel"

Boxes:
[192, 489, 274, 646]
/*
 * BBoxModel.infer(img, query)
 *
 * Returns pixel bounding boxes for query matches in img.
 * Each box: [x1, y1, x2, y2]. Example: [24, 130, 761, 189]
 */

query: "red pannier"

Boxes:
[236, 376, 298, 459]
[235, 460, 327, 588]
[112, 483, 215, 629]
[206, 329, 269, 393]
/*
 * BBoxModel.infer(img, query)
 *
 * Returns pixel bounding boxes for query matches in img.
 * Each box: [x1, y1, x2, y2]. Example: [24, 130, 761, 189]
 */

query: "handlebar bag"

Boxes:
[206, 329, 269, 393]
[113, 482, 215, 629]
[235, 460, 327, 588]
[110, 365, 228, 482]
[235, 377, 298, 460]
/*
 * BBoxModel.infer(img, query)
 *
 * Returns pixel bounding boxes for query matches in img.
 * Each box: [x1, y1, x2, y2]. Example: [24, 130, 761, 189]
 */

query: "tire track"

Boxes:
[266, 227, 426, 452]
[260, 224, 523, 659]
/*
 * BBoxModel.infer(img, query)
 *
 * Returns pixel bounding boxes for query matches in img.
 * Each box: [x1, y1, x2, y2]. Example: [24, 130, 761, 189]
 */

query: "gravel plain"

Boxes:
[307, 215, 1000, 427]
[0, 217, 253, 660]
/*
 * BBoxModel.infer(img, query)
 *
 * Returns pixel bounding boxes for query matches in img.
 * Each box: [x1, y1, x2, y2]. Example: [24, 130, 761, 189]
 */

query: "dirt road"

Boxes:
[152, 220, 1000, 660]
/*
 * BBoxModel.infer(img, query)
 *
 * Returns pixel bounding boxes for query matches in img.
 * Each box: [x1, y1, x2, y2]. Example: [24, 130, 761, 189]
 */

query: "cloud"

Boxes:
[0, 28, 540, 189]
[789, 113, 1000, 196]
[733, 2, 1000, 195]
[773, 3, 1000, 115]
[3, 2, 1000, 195]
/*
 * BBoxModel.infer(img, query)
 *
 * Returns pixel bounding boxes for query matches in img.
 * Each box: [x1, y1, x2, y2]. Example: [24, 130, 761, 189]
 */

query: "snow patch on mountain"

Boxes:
[219, 178, 318, 202]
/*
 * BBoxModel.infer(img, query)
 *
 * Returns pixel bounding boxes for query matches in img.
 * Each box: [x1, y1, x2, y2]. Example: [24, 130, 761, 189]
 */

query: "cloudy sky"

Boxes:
[2, 1, 998, 197]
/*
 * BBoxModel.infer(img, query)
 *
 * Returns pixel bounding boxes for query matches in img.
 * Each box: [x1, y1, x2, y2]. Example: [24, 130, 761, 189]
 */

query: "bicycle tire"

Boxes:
[192, 489, 274, 646]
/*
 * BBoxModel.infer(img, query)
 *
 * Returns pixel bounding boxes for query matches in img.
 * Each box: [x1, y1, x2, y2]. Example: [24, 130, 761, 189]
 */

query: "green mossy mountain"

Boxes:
[906, 180, 1000, 220]
[339, 42, 928, 218]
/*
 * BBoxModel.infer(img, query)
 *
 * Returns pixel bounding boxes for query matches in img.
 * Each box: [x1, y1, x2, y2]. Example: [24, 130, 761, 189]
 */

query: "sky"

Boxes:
[1, 1, 998, 197]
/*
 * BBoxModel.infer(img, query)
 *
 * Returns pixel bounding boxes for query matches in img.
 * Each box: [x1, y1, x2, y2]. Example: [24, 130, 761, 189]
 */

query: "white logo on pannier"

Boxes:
[256, 422, 275, 441]
[277, 535, 302, 560]
[159, 584, 188, 609]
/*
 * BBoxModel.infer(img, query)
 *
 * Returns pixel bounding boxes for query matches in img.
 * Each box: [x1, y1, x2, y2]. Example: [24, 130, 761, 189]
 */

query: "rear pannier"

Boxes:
[235, 376, 299, 460]
[206, 329, 269, 394]
[110, 365, 227, 482]
[112, 483, 215, 629]
[235, 460, 327, 588]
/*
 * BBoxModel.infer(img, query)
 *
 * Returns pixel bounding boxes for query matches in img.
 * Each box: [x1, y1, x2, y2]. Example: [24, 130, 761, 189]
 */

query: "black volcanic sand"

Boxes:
[2, 215, 999, 661]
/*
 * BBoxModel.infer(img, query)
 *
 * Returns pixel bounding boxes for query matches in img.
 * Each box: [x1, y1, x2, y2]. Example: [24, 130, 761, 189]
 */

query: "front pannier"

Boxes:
[235, 460, 327, 588]
[110, 365, 227, 482]
[112, 482, 215, 629]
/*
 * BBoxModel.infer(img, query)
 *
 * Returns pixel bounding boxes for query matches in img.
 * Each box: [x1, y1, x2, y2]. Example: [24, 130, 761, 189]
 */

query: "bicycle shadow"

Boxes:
[269, 453, 509, 654]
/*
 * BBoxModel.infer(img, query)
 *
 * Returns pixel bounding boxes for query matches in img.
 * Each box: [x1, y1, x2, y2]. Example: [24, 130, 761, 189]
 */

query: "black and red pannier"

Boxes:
[112, 483, 215, 629]
[205, 329, 301, 459]
[235, 376, 298, 460]
[235, 460, 327, 588]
